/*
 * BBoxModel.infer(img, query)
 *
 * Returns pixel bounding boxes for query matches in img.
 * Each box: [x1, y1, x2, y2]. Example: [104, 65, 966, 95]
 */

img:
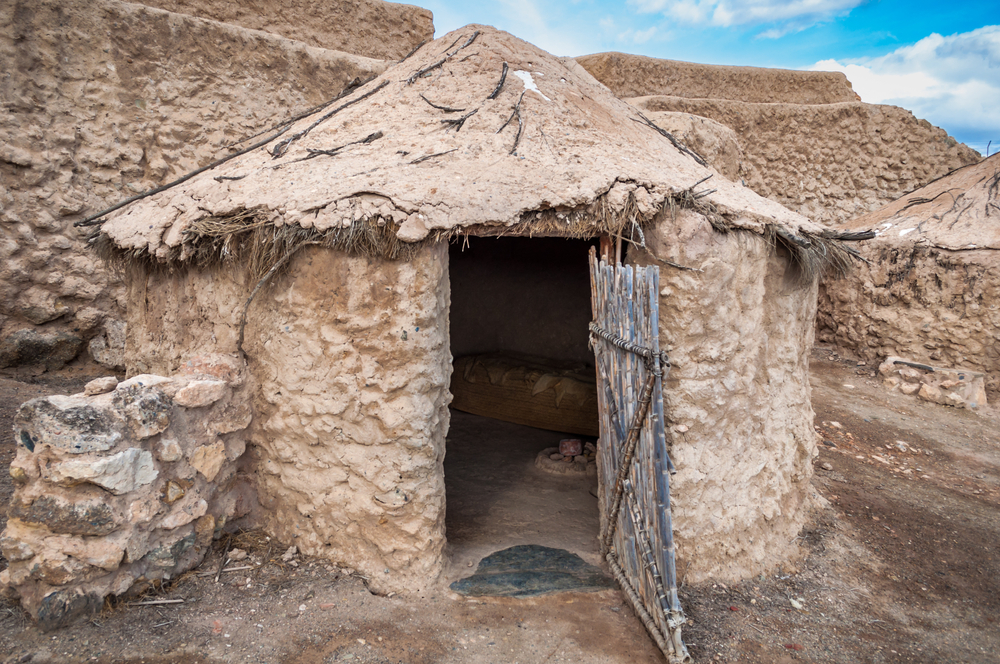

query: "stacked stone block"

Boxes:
[0, 355, 250, 630]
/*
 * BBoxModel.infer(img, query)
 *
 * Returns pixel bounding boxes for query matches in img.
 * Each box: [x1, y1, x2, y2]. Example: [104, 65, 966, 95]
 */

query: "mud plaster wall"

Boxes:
[123, 265, 249, 377]
[125, 244, 452, 592]
[0, 0, 388, 368]
[123, 259, 259, 521]
[449, 237, 595, 366]
[626, 97, 981, 227]
[629, 209, 818, 583]
[818, 244, 1000, 395]
[576, 52, 859, 105]
[135, 0, 434, 61]
[242, 244, 451, 593]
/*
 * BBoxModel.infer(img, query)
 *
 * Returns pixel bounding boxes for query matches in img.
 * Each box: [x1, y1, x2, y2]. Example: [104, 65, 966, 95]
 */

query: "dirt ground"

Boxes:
[1, 347, 998, 663]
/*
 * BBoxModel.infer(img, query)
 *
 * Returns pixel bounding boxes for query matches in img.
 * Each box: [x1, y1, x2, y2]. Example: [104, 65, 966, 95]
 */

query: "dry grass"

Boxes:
[91, 183, 866, 285]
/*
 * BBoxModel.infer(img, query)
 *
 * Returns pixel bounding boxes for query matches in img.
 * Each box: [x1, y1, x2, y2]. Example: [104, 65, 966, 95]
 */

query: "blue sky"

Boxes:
[418, 0, 998, 155]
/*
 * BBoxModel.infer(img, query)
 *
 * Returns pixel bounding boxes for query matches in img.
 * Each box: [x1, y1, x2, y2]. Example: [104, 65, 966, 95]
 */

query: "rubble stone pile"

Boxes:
[0, 354, 251, 630]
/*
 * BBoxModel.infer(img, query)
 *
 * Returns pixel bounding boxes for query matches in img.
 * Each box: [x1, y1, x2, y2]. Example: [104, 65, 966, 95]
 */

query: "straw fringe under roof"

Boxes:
[91, 25, 867, 279]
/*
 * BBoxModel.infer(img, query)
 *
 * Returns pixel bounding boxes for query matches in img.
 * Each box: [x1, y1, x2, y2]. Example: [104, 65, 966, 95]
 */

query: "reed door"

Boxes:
[588, 248, 690, 663]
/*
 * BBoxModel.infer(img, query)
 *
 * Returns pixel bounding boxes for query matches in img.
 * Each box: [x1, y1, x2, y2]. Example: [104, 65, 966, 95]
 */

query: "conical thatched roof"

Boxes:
[839, 152, 999, 250]
[94, 25, 861, 276]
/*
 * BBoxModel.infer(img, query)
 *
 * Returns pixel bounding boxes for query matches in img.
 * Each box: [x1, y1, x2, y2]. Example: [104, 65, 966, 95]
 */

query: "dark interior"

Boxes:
[443, 235, 603, 578]
[448, 236, 598, 366]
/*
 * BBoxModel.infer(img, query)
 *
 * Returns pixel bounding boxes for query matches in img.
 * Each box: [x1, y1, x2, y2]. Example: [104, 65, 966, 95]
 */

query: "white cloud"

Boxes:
[422, 0, 590, 56]
[808, 26, 1000, 153]
[493, 0, 577, 54]
[618, 26, 660, 44]
[629, 0, 862, 28]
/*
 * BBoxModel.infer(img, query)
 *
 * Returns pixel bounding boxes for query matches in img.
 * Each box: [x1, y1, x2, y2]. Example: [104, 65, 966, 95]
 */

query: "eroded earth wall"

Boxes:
[630, 209, 819, 582]
[576, 53, 980, 227]
[0, 0, 388, 370]
[135, 0, 434, 60]
[627, 96, 980, 226]
[576, 52, 860, 104]
[818, 244, 1000, 395]
[243, 244, 451, 594]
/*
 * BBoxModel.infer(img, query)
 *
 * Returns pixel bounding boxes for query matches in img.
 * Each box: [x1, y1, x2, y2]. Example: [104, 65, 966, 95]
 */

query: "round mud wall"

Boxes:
[630, 209, 819, 583]
[242, 244, 451, 593]
[122, 245, 452, 594]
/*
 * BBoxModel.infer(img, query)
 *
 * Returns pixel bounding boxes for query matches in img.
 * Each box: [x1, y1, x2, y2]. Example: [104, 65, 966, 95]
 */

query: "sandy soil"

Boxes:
[2, 349, 998, 663]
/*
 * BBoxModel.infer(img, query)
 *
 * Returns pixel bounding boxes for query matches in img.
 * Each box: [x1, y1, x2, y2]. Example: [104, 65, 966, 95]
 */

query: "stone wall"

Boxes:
[0, 360, 251, 630]
[0, 0, 388, 370]
[630, 209, 819, 583]
[878, 356, 988, 410]
[136, 0, 434, 61]
[576, 52, 859, 104]
[627, 96, 980, 226]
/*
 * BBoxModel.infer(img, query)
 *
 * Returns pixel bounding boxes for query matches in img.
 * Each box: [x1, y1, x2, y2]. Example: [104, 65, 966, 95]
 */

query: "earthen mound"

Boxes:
[818, 153, 1000, 394]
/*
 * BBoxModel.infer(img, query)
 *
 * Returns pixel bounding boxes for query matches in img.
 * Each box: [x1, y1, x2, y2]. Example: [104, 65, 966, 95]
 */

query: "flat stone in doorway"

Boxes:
[450, 544, 614, 597]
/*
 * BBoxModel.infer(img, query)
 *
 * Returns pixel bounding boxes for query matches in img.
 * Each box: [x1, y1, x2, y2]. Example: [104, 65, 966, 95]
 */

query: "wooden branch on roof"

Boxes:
[419, 94, 465, 113]
[270, 80, 390, 159]
[73, 124, 294, 228]
[295, 131, 384, 163]
[222, 75, 373, 150]
[410, 148, 458, 164]
[398, 39, 428, 63]
[441, 109, 478, 132]
[630, 113, 708, 167]
[406, 30, 481, 85]
[497, 91, 524, 134]
[496, 91, 527, 155]
[487, 62, 509, 100]
[775, 226, 812, 248]
[818, 229, 876, 241]
[509, 107, 524, 155]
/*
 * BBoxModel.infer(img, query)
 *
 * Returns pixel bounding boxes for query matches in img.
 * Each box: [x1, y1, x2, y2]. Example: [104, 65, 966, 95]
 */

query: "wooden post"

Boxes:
[600, 235, 613, 263]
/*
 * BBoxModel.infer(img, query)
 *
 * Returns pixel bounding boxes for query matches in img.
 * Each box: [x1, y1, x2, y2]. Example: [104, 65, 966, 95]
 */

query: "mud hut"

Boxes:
[3, 26, 866, 641]
[819, 152, 1000, 397]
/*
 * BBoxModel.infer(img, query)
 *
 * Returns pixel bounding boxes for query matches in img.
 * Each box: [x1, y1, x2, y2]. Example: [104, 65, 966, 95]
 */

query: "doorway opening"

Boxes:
[444, 236, 604, 584]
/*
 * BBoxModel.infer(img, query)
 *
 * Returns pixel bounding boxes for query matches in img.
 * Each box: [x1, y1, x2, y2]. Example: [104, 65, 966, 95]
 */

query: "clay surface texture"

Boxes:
[631, 209, 820, 583]
[136, 0, 433, 60]
[243, 245, 452, 593]
[626, 96, 980, 226]
[0, 0, 389, 369]
[576, 53, 861, 105]
[818, 153, 1000, 395]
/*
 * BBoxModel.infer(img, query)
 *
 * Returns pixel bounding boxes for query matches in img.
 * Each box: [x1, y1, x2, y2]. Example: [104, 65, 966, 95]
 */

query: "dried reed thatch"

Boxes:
[88, 25, 867, 281]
